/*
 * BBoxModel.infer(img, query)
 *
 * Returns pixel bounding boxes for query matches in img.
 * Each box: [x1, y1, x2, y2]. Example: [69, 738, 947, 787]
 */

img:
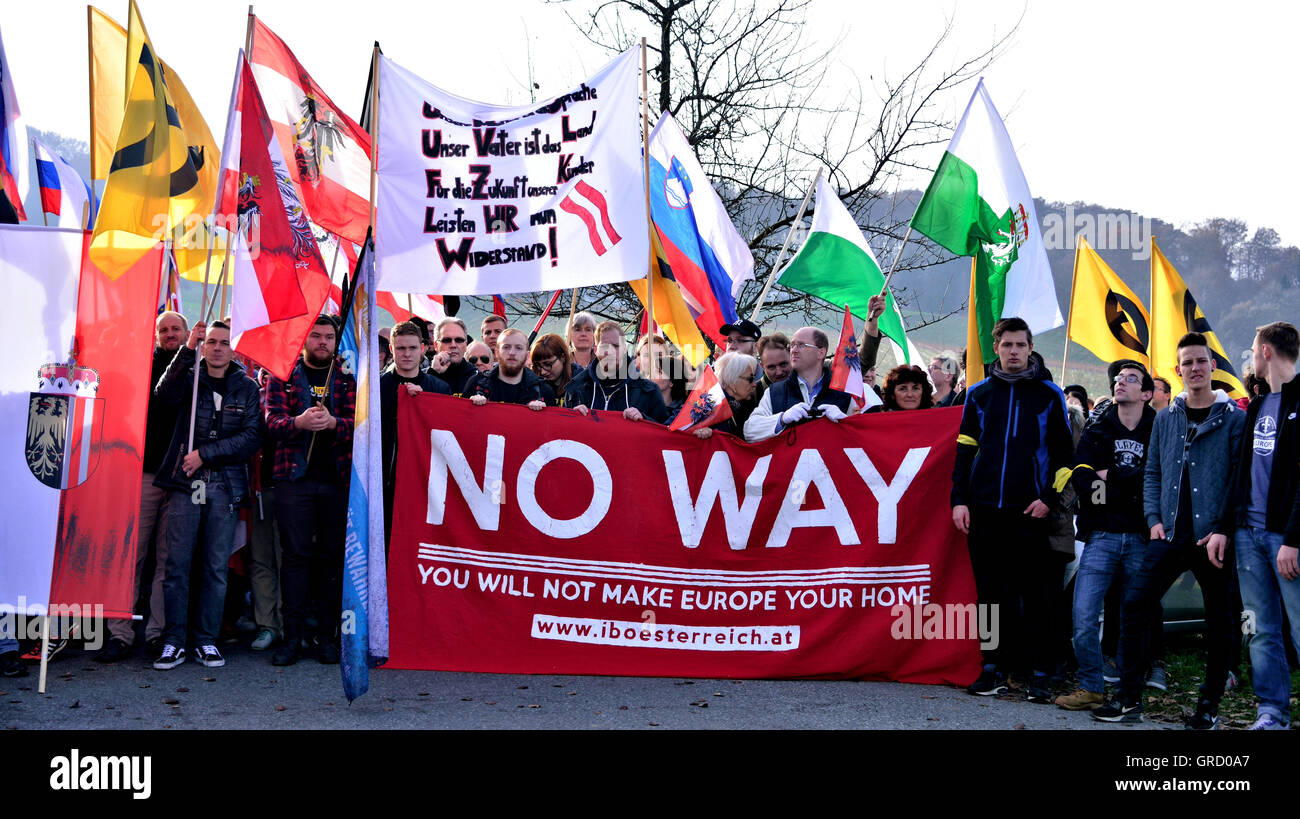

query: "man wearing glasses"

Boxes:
[428, 317, 477, 395]
[743, 325, 854, 442]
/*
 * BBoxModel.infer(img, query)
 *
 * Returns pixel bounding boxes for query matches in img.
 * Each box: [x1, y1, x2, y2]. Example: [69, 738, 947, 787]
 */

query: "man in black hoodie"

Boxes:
[150, 321, 262, 670]
[565, 321, 667, 422]
[465, 328, 556, 409]
[98, 311, 187, 662]
[381, 321, 450, 544]
[1055, 361, 1155, 710]
[951, 317, 1074, 702]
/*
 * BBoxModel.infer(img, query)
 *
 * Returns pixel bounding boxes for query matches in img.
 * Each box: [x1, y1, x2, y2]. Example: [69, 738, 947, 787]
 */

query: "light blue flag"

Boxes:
[340, 236, 388, 702]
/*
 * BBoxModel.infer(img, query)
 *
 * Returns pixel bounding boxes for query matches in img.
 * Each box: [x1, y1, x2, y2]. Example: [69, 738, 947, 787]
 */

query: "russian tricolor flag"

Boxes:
[33, 138, 93, 228]
[670, 364, 733, 432]
[648, 111, 754, 347]
[0, 27, 29, 220]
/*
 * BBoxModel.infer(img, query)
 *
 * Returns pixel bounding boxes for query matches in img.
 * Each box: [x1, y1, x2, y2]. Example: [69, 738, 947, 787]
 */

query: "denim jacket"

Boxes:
[1143, 390, 1245, 542]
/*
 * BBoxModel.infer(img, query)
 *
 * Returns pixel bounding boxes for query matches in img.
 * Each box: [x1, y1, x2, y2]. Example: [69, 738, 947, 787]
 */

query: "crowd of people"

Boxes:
[1, 295, 1296, 732]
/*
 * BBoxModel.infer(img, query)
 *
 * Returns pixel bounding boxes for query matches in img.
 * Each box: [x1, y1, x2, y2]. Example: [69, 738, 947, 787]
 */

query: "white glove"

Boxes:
[780, 402, 811, 425]
[822, 405, 848, 422]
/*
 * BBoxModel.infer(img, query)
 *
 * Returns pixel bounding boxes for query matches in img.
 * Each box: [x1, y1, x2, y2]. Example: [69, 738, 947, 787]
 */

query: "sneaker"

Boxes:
[250, 628, 277, 651]
[93, 637, 132, 664]
[21, 629, 73, 663]
[966, 666, 1008, 696]
[1144, 662, 1168, 691]
[271, 642, 300, 667]
[195, 645, 225, 668]
[1248, 714, 1290, 731]
[1026, 674, 1052, 704]
[1101, 656, 1120, 683]
[1093, 698, 1143, 723]
[1, 651, 28, 678]
[152, 643, 185, 670]
[1185, 697, 1219, 730]
[1055, 689, 1104, 711]
[316, 639, 340, 665]
[235, 615, 258, 635]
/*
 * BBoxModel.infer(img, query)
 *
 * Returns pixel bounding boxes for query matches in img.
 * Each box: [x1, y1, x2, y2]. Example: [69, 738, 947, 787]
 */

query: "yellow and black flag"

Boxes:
[89, 0, 205, 280]
[1066, 236, 1151, 368]
[1149, 237, 1246, 399]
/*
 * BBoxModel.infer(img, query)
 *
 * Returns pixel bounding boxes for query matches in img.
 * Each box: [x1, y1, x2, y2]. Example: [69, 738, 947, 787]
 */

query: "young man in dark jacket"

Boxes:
[1096, 332, 1245, 727]
[951, 317, 1074, 702]
[151, 321, 262, 670]
[381, 321, 450, 544]
[98, 311, 188, 662]
[263, 315, 357, 666]
[565, 321, 667, 423]
[1055, 361, 1156, 710]
[1232, 321, 1300, 730]
[465, 328, 555, 408]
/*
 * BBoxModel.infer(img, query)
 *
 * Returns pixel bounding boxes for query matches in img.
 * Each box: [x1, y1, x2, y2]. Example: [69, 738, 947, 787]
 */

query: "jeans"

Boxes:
[1073, 531, 1146, 693]
[1119, 535, 1237, 703]
[1236, 526, 1300, 722]
[162, 475, 238, 647]
[967, 505, 1055, 674]
[276, 478, 348, 644]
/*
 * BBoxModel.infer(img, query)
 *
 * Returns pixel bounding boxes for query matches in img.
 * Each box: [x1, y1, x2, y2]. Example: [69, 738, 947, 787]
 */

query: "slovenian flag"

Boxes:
[670, 364, 733, 432]
[648, 111, 753, 347]
[0, 27, 29, 220]
[33, 138, 94, 228]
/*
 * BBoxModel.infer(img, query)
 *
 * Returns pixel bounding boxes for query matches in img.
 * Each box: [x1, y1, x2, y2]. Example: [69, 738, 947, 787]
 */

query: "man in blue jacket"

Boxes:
[1095, 332, 1245, 728]
[565, 321, 667, 423]
[1231, 321, 1300, 730]
[150, 321, 263, 670]
[951, 317, 1074, 702]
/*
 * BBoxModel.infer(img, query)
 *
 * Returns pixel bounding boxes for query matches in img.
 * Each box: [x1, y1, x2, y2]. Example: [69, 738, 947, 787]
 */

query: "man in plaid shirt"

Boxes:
[262, 315, 356, 666]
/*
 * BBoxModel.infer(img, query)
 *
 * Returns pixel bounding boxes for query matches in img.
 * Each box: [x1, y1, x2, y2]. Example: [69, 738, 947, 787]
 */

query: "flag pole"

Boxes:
[749, 166, 821, 323]
[1061, 234, 1081, 385]
[87, 5, 98, 183]
[529, 289, 564, 346]
[36, 615, 51, 694]
[640, 38, 654, 339]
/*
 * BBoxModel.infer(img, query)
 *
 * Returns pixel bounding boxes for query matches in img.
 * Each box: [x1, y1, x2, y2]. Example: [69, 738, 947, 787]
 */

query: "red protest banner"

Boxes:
[388, 395, 982, 684]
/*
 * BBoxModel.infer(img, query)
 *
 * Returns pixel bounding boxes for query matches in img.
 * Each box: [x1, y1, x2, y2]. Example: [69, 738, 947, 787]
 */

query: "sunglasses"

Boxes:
[468, 355, 492, 365]
[439, 336, 467, 344]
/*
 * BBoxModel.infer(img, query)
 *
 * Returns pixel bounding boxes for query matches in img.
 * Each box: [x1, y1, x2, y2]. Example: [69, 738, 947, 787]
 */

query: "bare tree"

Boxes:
[487, 1, 1018, 342]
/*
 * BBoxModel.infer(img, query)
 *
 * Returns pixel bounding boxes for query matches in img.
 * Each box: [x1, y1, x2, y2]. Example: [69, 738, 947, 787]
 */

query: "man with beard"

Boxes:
[464, 328, 555, 409]
[381, 322, 449, 544]
[149, 321, 262, 670]
[98, 311, 188, 662]
[428, 317, 476, 395]
[263, 315, 356, 666]
[951, 317, 1074, 703]
[565, 321, 667, 422]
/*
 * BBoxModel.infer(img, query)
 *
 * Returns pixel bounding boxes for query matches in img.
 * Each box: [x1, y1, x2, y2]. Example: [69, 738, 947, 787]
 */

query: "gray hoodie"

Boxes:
[1143, 389, 1245, 543]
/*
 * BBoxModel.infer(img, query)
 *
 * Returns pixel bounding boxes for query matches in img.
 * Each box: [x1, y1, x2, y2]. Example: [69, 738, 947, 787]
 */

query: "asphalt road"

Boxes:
[2, 641, 1166, 730]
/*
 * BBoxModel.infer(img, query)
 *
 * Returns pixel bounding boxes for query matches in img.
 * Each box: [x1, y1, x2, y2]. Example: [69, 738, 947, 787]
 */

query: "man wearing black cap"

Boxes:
[720, 319, 761, 356]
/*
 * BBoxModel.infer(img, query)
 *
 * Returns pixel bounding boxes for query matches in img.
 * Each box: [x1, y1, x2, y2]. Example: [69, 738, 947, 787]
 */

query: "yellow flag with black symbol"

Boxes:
[89, 1, 206, 280]
[629, 229, 710, 367]
[1067, 236, 1151, 368]
[1149, 237, 1246, 399]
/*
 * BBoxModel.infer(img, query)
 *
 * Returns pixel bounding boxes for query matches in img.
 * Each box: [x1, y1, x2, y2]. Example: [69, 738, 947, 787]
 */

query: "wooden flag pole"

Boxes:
[859, 224, 914, 350]
[36, 615, 51, 694]
[87, 5, 98, 183]
[750, 167, 821, 324]
[640, 38, 654, 341]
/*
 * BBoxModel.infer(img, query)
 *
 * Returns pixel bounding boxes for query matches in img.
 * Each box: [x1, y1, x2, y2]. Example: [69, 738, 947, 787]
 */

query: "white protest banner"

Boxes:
[376, 49, 648, 295]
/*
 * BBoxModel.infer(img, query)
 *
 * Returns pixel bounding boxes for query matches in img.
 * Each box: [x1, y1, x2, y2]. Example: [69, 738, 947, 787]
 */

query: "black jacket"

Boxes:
[433, 357, 477, 396]
[1071, 403, 1156, 540]
[766, 366, 853, 416]
[1233, 376, 1300, 542]
[381, 368, 450, 488]
[951, 356, 1074, 511]
[143, 346, 183, 473]
[463, 366, 556, 406]
[152, 347, 262, 502]
[564, 362, 668, 422]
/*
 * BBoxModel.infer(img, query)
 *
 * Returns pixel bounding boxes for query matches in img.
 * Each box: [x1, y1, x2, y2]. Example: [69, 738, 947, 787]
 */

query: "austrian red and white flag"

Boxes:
[248, 17, 372, 246]
[670, 365, 733, 432]
[230, 59, 330, 381]
[829, 304, 880, 410]
[377, 291, 448, 324]
[375, 49, 647, 295]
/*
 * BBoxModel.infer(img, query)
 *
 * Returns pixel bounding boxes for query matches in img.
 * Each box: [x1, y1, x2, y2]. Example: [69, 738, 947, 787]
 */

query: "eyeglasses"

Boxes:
[534, 357, 558, 369]
[1113, 373, 1143, 385]
[439, 336, 467, 344]
[468, 356, 492, 365]
[792, 342, 823, 352]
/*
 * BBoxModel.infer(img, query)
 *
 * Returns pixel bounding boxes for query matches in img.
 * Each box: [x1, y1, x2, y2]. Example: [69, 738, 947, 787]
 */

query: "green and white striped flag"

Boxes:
[778, 175, 921, 364]
[910, 79, 1063, 366]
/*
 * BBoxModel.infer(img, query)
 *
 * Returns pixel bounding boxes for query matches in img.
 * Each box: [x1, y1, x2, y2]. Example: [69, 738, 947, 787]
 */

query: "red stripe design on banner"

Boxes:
[559, 195, 607, 255]
[574, 180, 622, 245]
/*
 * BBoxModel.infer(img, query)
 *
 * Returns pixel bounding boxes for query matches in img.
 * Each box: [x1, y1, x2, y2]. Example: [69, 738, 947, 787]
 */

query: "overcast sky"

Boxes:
[6, 0, 1298, 243]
